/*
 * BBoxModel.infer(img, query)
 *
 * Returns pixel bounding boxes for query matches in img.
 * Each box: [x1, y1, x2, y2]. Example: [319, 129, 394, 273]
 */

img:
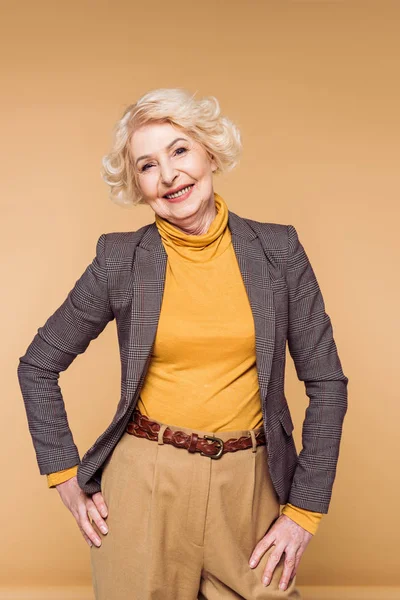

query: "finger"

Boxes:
[293, 547, 303, 574]
[77, 516, 96, 548]
[78, 507, 103, 547]
[86, 500, 109, 535]
[288, 570, 296, 587]
[288, 547, 303, 585]
[249, 536, 275, 568]
[261, 544, 284, 587]
[278, 551, 297, 591]
[91, 492, 108, 518]
[81, 528, 94, 547]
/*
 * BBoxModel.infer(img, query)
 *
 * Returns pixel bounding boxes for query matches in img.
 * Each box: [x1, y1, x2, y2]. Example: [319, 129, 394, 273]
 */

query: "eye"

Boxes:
[174, 146, 187, 155]
[141, 163, 154, 172]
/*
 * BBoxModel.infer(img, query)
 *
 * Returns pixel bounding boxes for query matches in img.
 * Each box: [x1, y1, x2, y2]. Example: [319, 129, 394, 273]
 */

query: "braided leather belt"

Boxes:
[125, 410, 266, 459]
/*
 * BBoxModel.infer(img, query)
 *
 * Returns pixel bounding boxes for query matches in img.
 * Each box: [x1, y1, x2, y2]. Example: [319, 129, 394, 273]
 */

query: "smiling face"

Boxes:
[130, 121, 218, 234]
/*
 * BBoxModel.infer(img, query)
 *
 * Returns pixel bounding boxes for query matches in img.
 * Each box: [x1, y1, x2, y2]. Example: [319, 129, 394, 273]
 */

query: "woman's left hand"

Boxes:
[248, 514, 313, 591]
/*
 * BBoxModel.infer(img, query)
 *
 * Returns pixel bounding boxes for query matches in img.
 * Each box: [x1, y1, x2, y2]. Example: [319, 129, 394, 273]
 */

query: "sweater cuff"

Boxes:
[47, 465, 79, 488]
[281, 503, 323, 535]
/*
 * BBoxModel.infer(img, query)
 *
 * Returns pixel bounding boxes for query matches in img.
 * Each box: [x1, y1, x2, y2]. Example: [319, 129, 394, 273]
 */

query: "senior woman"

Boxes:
[17, 88, 348, 599]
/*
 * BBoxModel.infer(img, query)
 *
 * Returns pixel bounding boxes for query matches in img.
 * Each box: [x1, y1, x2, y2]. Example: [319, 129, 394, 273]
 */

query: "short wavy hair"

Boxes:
[101, 88, 243, 206]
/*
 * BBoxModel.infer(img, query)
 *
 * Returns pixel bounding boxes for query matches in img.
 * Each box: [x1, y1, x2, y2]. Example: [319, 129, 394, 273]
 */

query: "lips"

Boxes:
[163, 184, 194, 198]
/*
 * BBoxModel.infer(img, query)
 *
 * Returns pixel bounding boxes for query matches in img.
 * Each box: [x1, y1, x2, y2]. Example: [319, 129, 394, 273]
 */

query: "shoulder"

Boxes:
[231, 211, 291, 250]
[102, 223, 154, 258]
[244, 216, 288, 238]
[229, 214, 309, 279]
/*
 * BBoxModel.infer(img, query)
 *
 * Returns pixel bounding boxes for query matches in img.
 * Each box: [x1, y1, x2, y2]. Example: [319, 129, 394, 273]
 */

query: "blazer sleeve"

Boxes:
[285, 224, 349, 513]
[17, 233, 115, 476]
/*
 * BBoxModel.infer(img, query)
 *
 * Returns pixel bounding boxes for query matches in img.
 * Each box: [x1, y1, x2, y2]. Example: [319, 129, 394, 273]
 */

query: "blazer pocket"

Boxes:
[278, 405, 295, 436]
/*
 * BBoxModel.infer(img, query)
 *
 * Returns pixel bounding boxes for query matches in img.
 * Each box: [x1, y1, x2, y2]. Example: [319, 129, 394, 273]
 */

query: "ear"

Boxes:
[210, 155, 218, 172]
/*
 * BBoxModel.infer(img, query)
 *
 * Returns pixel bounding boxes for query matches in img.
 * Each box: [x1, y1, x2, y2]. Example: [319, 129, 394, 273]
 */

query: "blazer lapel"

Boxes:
[228, 211, 276, 403]
[124, 225, 167, 406]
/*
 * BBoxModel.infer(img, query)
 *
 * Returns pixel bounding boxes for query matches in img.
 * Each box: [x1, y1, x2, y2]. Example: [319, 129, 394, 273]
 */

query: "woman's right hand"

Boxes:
[55, 475, 109, 547]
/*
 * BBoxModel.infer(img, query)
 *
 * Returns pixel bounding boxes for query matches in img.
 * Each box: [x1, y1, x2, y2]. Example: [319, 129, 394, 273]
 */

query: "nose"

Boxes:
[159, 158, 178, 186]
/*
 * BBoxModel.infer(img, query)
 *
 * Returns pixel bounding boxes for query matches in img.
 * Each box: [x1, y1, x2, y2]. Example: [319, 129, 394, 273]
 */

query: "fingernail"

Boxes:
[101, 525, 108, 534]
[249, 559, 256, 568]
[280, 583, 287, 590]
[263, 577, 270, 586]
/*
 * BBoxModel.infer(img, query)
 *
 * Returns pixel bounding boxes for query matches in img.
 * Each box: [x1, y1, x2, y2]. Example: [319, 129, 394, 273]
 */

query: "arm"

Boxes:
[17, 233, 115, 477]
[285, 224, 349, 513]
[249, 225, 347, 587]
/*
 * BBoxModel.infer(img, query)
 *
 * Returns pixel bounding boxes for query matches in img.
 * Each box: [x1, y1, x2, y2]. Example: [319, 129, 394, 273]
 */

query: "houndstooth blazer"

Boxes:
[17, 210, 348, 514]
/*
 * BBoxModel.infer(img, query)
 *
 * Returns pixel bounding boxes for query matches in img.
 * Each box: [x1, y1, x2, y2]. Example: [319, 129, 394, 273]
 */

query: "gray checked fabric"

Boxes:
[17, 210, 348, 513]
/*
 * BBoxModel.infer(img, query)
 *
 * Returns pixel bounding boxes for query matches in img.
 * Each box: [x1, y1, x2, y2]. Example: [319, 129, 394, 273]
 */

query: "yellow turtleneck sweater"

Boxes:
[47, 192, 323, 536]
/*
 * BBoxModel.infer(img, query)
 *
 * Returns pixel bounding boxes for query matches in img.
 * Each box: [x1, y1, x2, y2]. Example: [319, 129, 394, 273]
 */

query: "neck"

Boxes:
[167, 197, 217, 236]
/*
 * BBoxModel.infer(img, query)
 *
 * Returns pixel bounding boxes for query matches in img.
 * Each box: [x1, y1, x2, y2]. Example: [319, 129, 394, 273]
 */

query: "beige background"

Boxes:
[2, 0, 399, 596]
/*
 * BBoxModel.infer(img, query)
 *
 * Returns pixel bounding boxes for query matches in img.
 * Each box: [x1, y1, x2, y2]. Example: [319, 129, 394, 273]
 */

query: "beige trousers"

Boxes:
[90, 415, 302, 600]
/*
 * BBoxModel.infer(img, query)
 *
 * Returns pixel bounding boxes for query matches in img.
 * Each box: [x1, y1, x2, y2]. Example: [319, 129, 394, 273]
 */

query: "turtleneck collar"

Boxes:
[154, 192, 231, 263]
[155, 192, 228, 248]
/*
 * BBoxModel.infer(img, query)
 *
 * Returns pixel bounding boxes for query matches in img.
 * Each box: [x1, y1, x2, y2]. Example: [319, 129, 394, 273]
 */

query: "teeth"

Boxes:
[165, 185, 192, 199]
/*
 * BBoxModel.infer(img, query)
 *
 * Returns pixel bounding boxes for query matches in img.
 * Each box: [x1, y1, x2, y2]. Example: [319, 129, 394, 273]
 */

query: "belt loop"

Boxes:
[249, 429, 257, 453]
[157, 424, 168, 445]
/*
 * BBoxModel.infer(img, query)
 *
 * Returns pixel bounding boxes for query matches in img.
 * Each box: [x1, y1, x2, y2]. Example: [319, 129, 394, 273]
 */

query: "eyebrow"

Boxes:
[135, 137, 189, 166]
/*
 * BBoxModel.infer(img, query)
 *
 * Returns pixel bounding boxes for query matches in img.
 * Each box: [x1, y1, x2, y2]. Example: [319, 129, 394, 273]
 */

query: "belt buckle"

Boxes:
[200, 434, 224, 459]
